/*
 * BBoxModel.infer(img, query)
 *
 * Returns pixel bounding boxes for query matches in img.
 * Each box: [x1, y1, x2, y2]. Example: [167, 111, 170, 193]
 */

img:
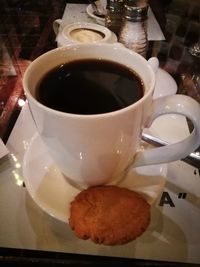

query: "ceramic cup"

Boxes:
[23, 43, 200, 188]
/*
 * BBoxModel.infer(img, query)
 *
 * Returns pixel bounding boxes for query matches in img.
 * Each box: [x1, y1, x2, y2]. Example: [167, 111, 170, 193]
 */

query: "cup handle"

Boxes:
[53, 19, 63, 35]
[132, 94, 200, 167]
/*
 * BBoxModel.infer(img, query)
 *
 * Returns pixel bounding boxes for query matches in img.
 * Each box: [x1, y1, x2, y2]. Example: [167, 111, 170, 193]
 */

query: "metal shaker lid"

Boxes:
[109, 0, 124, 12]
[123, 2, 148, 21]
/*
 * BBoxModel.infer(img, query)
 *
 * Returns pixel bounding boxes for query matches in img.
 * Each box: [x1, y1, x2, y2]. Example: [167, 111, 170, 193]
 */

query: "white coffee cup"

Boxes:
[23, 43, 200, 188]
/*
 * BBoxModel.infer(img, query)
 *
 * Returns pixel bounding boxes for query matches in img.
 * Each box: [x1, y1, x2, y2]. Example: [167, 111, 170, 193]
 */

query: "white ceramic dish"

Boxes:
[23, 133, 167, 223]
[150, 68, 190, 144]
[153, 68, 177, 99]
[54, 21, 117, 46]
[86, 2, 106, 25]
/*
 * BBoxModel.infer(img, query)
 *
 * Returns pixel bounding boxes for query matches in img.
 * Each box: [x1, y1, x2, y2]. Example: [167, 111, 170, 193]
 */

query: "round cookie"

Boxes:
[69, 185, 150, 245]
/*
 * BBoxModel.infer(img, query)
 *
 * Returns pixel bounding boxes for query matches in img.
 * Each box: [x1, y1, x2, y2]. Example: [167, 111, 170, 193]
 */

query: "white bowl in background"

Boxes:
[53, 20, 117, 47]
[86, 1, 106, 25]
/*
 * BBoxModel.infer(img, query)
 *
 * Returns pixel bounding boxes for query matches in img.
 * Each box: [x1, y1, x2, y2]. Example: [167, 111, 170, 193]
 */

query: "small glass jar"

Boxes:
[118, 0, 149, 57]
[105, 0, 124, 36]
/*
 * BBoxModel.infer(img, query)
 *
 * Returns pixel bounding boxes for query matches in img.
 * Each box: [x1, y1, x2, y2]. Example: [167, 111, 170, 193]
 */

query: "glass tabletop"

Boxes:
[0, 1, 200, 266]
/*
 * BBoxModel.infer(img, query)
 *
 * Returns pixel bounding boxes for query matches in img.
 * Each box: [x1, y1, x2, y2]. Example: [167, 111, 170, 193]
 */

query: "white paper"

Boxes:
[147, 7, 165, 41]
[0, 138, 9, 159]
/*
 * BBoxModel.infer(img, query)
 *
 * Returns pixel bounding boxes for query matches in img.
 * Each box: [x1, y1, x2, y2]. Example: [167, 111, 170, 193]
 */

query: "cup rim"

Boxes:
[23, 43, 155, 120]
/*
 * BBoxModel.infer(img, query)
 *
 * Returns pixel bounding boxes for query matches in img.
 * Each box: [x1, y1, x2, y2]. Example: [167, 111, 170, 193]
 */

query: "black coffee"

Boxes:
[36, 59, 144, 115]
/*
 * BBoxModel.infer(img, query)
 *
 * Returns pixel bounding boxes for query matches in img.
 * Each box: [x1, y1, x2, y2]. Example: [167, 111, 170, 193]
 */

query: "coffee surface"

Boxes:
[36, 59, 144, 115]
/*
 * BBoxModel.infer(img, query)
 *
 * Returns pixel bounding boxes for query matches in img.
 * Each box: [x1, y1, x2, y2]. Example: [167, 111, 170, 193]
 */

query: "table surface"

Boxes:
[0, 1, 200, 266]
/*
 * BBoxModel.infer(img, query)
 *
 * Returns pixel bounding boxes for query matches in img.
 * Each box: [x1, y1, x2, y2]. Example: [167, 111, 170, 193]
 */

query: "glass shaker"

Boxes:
[119, 0, 149, 57]
[105, 0, 124, 36]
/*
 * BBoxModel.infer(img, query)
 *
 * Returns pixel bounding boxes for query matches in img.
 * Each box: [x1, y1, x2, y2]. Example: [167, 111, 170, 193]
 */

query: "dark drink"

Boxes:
[36, 59, 144, 115]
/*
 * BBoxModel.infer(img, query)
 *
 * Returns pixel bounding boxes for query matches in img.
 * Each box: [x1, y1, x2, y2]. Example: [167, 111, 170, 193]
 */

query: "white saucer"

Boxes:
[149, 68, 190, 144]
[153, 68, 177, 99]
[23, 133, 167, 223]
[86, 2, 105, 25]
